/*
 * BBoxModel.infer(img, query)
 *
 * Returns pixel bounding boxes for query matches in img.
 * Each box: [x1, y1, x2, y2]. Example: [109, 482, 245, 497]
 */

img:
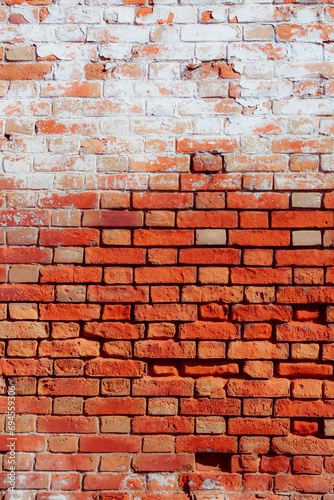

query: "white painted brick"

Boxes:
[195, 42, 226, 61]
[273, 99, 334, 116]
[199, 6, 227, 22]
[100, 118, 129, 136]
[137, 7, 196, 24]
[105, 7, 135, 24]
[99, 44, 132, 60]
[37, 44, 97, 61]
[149, 62, 180, 80]
[87, 26, 150, 43]
[225, 116, 288, 135]
[4, 156, 31, 174]
[181, 24, 241, 42]
[104, 81, 134, 98]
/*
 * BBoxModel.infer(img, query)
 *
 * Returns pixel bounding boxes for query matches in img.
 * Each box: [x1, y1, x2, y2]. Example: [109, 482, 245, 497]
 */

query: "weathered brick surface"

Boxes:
[0, 0, 333, 497]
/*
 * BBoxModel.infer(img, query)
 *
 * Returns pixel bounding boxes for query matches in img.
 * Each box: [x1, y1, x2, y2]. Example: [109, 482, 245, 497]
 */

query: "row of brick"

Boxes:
[1, 4, 334, 25]
[1, 191, 334, 209]
[3, 265, 334, 286]
[3, 470, 334, 496]
[2, 173, 334, 191]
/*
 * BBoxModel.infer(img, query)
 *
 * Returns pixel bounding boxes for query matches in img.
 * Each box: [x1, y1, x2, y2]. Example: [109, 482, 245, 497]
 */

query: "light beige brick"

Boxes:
[9, 265, 39, 283]
[54, 247, 83, 264]
[292, 192, 321, 208]
[292, 230, 321, 246]
[196, 229, 226, 245]
[6, 46, 35, 61]
[196, 416, 226, 434]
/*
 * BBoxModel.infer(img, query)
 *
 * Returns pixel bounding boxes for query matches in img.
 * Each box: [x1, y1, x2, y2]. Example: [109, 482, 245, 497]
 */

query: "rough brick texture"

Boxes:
[0, 0, 334, 498]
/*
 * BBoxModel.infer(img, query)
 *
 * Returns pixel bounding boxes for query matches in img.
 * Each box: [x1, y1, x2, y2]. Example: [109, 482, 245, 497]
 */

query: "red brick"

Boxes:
[228, 418, 289, 435]
[176, 435, 237, 453]
[292, 422, 318, 437]
[37, 416, 97, 434]
[40, 266, 74, 283]
[261, 456, 290, 474]
[135, 267, 196, 284]
[177, 210, 238, 228]
[182, 361, 239, 377]
[276, 250, 334, 266]
[133, 416, 194, 434]
[85, 397, 145, 415]
[277, 362, 332, 377]
[0, 472, 49, 490]
[39, 229, 99, 246]
[275, 400, 334, 418]
[38, 378, 99, 396]
[1, 358, 52, 376]
[83, 473, 144, 491]
[0, 396, 51, 414]
[39, 192, 99, 209]
[180, 248, 240, 264]
[181, 173, 242, 191]
[227, 192, 289, 209]
[277, 322, 333, 341]
[227, 379, 290, 398]
[40, 304, 100, 321]
[132, 454, 194, 472]
[182, 286, 243, 303]
[293, 456, 322, 474]
[39, 339, 99, 358]
[244, 323, 272, 339]
[102, 305, 131, 320]
[272, 210, 333, 228]
[86, 359, 145, 378]
[193, 155, 222, 172]
[231, 267, 291, 285]
[0, 63, 52, 80]
[239, 211, 269, 228]
[135, 304, 197, 321]
[275, 475, 334, 493]
[243, 474, 273, 492]
[277, 286, 334, 303]
[87, 285, 149, 303]
[133, 192, 193, 209]
[134, 340, 196, 358]
[228, 341, 288, 359]
[80, 436, 141, 453]
[199, 304, 229, 320]
[179, 321, 240, 340]
[180, 398, 241, 416]
[232, 305, 292, 322]
[133, 229, 194, 246]
[132, 377, 194, 397]
[82, 210, 143, 227]
[0, 435, 45, 452]
[84, 322, 144, 339]
[85, 248, 146, 264]
[180, 473, 241, 492]
[35, 454, 98, 471]
[229, 230, 290, 246]
[244, 249, 273, 266]
[0, 284, 53, 302]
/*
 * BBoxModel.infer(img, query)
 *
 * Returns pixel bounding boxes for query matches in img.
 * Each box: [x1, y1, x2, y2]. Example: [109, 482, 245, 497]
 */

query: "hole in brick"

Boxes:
[195, 452, 231, 471]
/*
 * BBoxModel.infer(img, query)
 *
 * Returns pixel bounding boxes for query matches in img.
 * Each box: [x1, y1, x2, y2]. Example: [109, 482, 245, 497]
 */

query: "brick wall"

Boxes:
[0, 0, 334, 498]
